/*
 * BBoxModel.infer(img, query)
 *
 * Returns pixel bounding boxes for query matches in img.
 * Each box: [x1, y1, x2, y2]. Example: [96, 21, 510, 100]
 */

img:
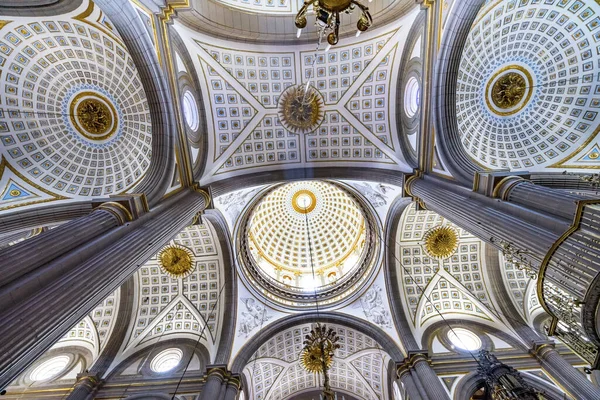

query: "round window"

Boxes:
[404, 77, 421, 118]
[150, 348, 183, 373]
[182, 90, 199, 130]
[447, 328, 482, 352]
[30, 355, 71, 381]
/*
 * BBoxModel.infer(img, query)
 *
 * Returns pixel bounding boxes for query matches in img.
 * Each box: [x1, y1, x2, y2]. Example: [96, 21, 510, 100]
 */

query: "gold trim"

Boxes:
[548, 125, 600, 169]
[96, 201, 133, 224]
[291, 189, 317, 213]
[69, 91, 118, 141]
[0, 20, 12, 30]
[484, 65, 533, 117]
[537, 199, 600, 327]
[491, 176, 525, 200]
[0, 157, 67, 211]
[74, 0, 124, 47]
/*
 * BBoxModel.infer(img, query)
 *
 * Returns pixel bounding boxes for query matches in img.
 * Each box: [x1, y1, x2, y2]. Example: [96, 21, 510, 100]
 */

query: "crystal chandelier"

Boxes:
[295, 0, 373, 46]
[300, 324, 341, 400]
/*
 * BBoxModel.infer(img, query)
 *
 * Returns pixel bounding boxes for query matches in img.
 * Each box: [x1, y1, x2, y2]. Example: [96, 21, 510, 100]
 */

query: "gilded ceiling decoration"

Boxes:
[158, 245, 195, 278]
[0, 0, 152, 212]
[423, 225, 459, 259]
[456, 0, 600, 171]
[127, 223, 223, 351]
[397, 204, 498, 329]
[277, 85, 325, 135]
[179, 22, 412, 182]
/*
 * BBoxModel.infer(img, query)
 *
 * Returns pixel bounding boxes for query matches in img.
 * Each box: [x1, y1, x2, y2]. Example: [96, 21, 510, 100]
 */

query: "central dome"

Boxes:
[239, 181, 378, 309]
[248, 181, 366, 288]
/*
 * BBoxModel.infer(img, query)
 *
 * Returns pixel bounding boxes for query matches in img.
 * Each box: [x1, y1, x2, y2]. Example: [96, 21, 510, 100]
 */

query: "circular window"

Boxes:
[447, 328, 482, 352]
[404, 77, 420, 118]
[30, 355, 71, 382]
[150, 348, 183, 373]
[182, 90, 199, 130]
[239, 181, 378, 309]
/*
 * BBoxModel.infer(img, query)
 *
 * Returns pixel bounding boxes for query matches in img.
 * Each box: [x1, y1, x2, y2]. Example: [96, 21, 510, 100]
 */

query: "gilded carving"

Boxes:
[278, 85, 324, 134]
[158, 245, 194, 277]
[423, 225, 459, 259]
[77, 99, 113, 135]
[491, 72, 527, 109]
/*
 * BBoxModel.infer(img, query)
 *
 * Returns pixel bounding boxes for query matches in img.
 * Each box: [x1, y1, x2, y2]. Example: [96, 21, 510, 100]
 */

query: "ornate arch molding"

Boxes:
[454, 370, 565, 400]
[230, 312, 405, 374]
[384, 196, 421, 351]
[0, 0, 82, 15]
[169, 27, 209, 181]
[433, 0, 485, 186]
[208, 167, 405, 197]
[203, 209, 237, 365]
[94, 0, 176, 206]
[396, 10, 426, 167]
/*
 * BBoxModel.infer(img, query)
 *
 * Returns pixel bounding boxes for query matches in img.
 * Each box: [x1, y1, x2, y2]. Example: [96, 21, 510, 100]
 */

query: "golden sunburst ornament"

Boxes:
[157, 245, 194, 278]
[423, 226, 459, 259]
[278, 85, 324, 134]
[300, 324, 341, 374]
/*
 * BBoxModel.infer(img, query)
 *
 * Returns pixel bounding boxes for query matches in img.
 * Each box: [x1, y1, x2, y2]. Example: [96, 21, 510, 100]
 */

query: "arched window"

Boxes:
[182, 90, 199, 130]
[30, 355, 70, 381]
[447, 328, 482, 352]
[404, 77, 420, 117]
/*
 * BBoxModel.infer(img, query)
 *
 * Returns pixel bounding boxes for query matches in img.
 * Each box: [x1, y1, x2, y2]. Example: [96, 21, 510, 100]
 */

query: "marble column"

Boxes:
[0, 188, 208, 392]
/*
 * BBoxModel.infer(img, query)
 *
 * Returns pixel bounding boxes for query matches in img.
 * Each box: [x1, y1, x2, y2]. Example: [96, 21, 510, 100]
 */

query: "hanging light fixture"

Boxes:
[477, 350, 544, 400]
[295, 0, 373, 46]
[301, 324, 341, 400]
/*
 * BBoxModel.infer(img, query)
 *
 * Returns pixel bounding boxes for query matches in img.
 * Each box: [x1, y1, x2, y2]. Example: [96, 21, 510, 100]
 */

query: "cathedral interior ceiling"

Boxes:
[175, 8, 419, 185]
[242, 323, 391, 400]
[457, 0, 600, 172]
[0, 0, 152, 214]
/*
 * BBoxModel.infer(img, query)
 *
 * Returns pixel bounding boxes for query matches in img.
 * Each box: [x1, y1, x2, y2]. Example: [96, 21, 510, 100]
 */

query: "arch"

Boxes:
[208, 167, 405, 197]
[384, 196, 420, 351]
[453, 370, 565, 400]
[230, 312, 405, 374]
[203, 210, 237, 365]
[0, 0, 82, 16]
[94, 0, 176, 206]
[169, 27, 209, 181]
[433, 0, 485, 186]
[396, 10, 426, 167]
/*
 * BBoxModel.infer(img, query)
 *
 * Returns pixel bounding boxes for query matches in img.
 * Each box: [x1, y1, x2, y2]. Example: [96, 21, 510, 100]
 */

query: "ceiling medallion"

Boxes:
[158, 245, 195, 278]
[292, 189, 317, 213]
[295, 0, 372, 46]
[278, 85, 324, 134]
[69, 91, 118, 141]
[423, 225, 459, 259]
[485, 65, 533, 117]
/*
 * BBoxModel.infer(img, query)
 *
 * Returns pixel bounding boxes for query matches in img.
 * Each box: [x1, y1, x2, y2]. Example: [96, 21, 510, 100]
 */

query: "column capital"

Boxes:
[74, 372, 102, 390]
[529, 341, 556, 357]
[471, 170, 530, 198]
[205, 364, 231, 380]
[192, 183, 212, 208]
[92, 193, 149, 225]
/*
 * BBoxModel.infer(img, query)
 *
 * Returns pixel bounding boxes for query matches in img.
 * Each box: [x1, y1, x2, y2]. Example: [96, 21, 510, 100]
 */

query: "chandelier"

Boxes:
[295, 0, 373, 46]
[477, 350, 544, 400]
[300, 323, 341, 400]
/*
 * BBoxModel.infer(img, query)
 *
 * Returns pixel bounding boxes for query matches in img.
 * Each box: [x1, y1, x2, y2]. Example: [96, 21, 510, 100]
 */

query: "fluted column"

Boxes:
[397, 364, 424, 400]
[0, 188, 208, 391]
[66, 373, 102, 400]
[534, 344, 600, 400]
[199, 367, 227, 400]
[223, 375, 242, 400]
[398, 354, 449, 400]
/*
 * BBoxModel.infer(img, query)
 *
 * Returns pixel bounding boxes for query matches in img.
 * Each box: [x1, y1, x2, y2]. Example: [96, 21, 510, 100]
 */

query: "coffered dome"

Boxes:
[239, 180, 379, 309]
